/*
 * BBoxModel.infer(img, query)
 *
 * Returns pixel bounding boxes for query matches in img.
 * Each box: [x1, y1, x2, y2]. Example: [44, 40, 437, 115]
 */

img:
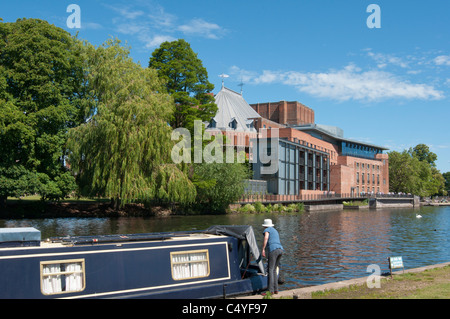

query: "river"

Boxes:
[1, 205, 449, 290]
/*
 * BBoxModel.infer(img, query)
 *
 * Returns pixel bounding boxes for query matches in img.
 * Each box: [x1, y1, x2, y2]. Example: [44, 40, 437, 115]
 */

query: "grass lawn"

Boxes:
[7, 195, 109, 203]
[312, 265, 450, 299]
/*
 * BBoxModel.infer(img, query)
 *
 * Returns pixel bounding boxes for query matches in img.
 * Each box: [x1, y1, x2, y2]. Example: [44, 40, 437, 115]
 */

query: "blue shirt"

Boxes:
[263, 227, 283, 252]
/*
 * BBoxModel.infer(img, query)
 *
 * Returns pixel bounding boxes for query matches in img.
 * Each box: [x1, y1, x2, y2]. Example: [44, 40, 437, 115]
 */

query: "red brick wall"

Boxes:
[250, 101, 314, 126]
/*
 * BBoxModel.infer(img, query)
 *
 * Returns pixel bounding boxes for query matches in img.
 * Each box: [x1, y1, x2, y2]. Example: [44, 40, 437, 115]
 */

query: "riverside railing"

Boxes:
[238, 192, 414, 204]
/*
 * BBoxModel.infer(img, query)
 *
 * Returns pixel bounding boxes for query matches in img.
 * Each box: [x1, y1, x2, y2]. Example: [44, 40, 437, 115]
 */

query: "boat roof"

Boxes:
[0, 225, 265, 273]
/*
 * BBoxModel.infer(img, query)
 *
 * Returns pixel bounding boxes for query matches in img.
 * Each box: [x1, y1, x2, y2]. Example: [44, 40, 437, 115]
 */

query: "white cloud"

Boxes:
[145, 35, 177, 48]
[108, 6, 145, 20]
[80, 22, 103, 30]
[434, 55, 450, 66]
[148, 7, 177, 28]
[230, 64, 444, 102]
[107, 4, 225, 49]
[178, 18, 225, 39]
[366, 51, 409, 69]
[116, 23, 148, 35]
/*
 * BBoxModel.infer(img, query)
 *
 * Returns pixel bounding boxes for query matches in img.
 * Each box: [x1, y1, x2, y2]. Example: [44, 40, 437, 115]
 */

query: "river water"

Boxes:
[1, 205, 449, 289]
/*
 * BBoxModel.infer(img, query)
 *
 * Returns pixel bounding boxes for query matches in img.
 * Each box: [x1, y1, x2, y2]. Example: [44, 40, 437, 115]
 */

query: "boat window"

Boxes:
[171, 250, 210, 280]
[40, 259, 85, 295]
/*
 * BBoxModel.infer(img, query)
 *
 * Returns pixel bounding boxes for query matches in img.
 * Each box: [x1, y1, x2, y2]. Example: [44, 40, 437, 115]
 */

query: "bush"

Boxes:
[286, 203, 298, 212]
[239, 203, 256, 213]
[253, 201, 267, 213]
[273, 203, 285, 212]
[296, 202, 305, 212]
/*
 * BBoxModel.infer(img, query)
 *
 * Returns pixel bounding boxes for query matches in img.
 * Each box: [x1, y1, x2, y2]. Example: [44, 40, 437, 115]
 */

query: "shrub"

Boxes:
[239, 203, 256, 213]
[253, 201, 267, 213]
[296, 202, 305, 212]
[273, 203, 285, 212]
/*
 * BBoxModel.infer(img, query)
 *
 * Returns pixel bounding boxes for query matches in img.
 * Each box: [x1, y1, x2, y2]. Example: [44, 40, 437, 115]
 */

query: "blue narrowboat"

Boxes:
[0, 225, 268, 299]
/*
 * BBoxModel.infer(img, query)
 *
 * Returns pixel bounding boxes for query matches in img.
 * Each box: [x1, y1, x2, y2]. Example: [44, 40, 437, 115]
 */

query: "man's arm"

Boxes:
[262, 232, 269, 257]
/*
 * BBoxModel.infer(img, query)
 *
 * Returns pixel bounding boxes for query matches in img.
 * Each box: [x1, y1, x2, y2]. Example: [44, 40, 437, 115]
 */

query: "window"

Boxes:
[40, 259, 85, 295]
[171, 250, 210, 280]
[229, 118, 237, 130]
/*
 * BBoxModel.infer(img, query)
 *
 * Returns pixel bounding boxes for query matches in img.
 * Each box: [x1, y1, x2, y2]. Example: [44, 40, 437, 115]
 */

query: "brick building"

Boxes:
[250, 101, 390, 197]
[251, 101, 314, 126]
[207, 89, 389, 197]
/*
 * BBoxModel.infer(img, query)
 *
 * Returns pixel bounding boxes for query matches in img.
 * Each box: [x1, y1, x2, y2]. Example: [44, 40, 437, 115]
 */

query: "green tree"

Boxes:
[388, 150, 418, 194]
[409, 144, 437, 167]
[0, 18, 85, 205]
[68, 40, 196, 209]
[443, 172, 450, 193]
[389, 145, 446, 197]
[192, 160, 250, 213]
[148, 39, 217, 132]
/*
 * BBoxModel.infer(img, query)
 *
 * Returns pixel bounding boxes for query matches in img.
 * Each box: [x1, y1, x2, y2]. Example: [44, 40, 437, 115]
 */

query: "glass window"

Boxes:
[279, 180, 285, 194]
[289, 164, 295, 179]
[289, 180, 295, 195]
[279, 145, 285, 161]
[41, 259, 85, 295]
[279, 162, 285, 178]
[171, 250, 210, 280]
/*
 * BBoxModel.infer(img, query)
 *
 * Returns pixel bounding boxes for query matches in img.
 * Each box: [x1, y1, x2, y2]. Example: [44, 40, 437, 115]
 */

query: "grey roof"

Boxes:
[207, 86, 260, 132]
[292, 123, 389, 150]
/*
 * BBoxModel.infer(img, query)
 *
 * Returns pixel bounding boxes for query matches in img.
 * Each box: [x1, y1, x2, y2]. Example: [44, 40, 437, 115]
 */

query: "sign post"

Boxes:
[388, 256, 404, 278]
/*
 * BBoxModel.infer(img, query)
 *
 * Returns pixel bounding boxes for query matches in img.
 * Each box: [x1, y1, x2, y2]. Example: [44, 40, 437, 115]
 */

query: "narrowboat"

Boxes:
[0, 225, 268, 299]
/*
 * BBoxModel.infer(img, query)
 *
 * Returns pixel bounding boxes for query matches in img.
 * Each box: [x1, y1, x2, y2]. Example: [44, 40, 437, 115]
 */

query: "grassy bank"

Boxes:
[312, 265, 450, 299]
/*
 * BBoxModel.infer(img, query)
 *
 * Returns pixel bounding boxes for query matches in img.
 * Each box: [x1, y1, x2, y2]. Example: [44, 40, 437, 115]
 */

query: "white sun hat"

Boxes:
[262, 219, 274, 227]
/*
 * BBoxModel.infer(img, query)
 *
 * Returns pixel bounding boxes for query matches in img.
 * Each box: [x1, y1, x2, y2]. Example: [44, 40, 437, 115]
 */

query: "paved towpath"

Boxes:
[234, 261, 450, 299]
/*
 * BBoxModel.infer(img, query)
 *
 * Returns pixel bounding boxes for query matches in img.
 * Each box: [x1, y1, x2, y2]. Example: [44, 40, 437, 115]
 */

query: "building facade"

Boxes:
[250, 102, 390, 197]
[207, 90, 389, 197]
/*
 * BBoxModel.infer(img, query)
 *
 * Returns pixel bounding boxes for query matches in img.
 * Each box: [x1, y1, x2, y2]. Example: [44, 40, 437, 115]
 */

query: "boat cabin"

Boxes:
[0, 225, 267, 299]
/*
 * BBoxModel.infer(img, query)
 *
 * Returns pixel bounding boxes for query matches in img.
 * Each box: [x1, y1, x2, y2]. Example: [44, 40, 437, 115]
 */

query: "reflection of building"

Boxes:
[207, 88, 389, 196]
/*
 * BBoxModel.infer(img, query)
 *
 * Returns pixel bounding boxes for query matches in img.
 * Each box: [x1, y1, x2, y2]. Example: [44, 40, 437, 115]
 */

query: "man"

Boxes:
[261, 219, 283, 295]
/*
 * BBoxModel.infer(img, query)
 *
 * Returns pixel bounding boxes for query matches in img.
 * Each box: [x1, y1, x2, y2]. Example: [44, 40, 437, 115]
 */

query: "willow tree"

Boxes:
[68, 40, 196, 209]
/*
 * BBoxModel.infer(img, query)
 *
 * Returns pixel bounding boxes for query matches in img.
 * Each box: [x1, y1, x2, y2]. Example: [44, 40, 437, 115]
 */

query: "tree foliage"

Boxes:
[148, 39, 217, 131]
[0, 18, 84, 204]
[408, 144, 437, 167]
[389, 144, 446, 196]
[443, 172, 450, 192]
[67, 40, 196, 208]
[192, 160, 250, 213]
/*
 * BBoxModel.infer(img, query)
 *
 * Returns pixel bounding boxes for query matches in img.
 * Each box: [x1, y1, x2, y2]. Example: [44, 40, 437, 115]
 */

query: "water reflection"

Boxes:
[1, 206, 449, 289]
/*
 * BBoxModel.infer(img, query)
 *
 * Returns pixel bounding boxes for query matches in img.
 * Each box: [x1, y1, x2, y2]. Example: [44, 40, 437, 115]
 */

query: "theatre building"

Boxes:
[207, 87, 389, 197]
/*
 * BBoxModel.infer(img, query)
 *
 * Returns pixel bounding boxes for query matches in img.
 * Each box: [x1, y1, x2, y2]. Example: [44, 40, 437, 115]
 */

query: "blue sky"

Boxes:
[2, 0, 450, 173]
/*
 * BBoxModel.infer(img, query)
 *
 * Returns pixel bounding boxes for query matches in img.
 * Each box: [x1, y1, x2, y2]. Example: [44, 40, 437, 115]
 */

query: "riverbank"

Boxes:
[237, 262, 450, 299]
[0, 200, 175, 218]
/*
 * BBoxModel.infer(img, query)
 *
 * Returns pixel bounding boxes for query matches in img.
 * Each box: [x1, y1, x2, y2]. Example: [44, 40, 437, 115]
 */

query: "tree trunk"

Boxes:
[110, 198, 121, 211]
